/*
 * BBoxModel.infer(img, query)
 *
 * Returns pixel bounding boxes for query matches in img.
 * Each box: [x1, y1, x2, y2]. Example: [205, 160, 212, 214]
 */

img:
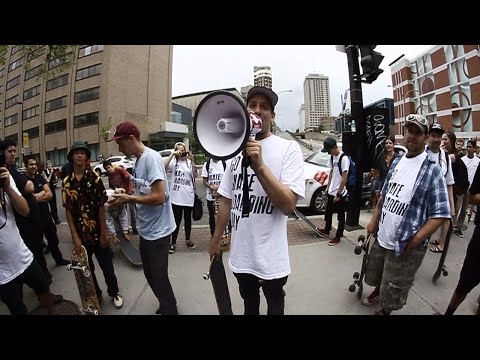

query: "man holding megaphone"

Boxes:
[207, 86, 305, 315]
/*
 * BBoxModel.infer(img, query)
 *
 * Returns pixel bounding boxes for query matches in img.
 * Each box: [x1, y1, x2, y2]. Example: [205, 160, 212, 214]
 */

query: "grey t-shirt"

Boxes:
[132, 147, 176, 240]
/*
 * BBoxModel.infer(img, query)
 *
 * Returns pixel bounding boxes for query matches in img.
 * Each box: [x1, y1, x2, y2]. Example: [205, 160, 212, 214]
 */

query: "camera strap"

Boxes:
[0, 189, 7, 230]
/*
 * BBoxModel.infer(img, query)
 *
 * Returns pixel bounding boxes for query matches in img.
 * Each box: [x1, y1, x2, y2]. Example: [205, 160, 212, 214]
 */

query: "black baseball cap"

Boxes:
[322, 137, 337, 152]
[429, 123, 444, 134]
[246, 86, 278, 111]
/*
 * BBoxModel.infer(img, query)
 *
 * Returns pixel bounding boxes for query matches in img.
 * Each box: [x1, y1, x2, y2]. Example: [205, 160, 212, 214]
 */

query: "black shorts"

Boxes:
[456, 225, 480, 295]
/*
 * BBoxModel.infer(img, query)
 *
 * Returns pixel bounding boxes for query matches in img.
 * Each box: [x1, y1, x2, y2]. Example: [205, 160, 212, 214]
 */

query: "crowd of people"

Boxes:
[1, 85, 479, 315]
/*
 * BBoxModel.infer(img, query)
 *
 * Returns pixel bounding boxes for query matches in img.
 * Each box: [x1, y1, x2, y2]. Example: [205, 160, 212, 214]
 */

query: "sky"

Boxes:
[172, 45, 433, 132]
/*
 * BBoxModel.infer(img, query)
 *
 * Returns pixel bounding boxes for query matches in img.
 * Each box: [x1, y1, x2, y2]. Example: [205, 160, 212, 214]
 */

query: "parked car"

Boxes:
[93, 155, 135, 176]
[296, 144, 407, 214]
[158, 149, 175, 159]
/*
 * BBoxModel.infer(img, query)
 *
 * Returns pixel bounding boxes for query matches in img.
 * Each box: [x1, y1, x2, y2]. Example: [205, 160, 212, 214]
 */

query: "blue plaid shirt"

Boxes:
[378, 152, 451, 255]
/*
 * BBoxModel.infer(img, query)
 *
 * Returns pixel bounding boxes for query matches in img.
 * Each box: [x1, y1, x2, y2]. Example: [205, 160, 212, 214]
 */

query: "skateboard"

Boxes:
[349, 234, 372, 299]
[432, 220, 453, 283]
[293, 209, 328, 239]
[29, 299, 82, 315]
[67, 245, 100, 315]
[203, 252, 233, 315]
[116, 232, 142, 266]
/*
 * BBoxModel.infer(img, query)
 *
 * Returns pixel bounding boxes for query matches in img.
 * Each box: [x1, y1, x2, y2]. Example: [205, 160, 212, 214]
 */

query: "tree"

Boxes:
[0, 45, 78, 79]
[100, 117, 113, 143]
[318, 124, 325, 132]
[186, 124, 199, 153]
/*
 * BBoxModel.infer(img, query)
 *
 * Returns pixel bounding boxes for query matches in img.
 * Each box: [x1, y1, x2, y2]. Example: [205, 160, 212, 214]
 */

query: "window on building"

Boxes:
[45, 96, 68, 112]
[46, 148, 67, 166]
[78, 45, 104, 58]
[86, 143, 100, 161]
[5, 94, 20, 109]
[25, 126, 39, 139]
[8, 57, 24, 72]
[26, 46, 46, 62]
[5, 114, 18, 127]
[74, 111, 99, 128]
[25, 65, 42, 80]
[0, 68, 4, 78]
[76, 64, 102, 80]
[48, 52, 72, 70]
[23, 85, 41, 100]
[6, 75, 20, 90]
[5, 133, 18, 144]
[23, 105, 40, 120]
[45, 119, 67, 135]
[74, 87, 100, 104]
[46, 74, 69, 91]
[10, 45, 23, 55]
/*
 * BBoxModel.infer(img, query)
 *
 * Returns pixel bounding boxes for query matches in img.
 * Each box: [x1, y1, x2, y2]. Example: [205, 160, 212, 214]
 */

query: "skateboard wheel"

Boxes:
[203, 273, 210, 280]
[443, 270, 448, 276]
[83, 269, 91, 278]
[353, 271, 359, 279]
[358, 235, 365, 242]
[348, 284, 356, 292]
[94, 310, 99, 315]
[354, 246, 362, 255]
[66, 264, 72, 271]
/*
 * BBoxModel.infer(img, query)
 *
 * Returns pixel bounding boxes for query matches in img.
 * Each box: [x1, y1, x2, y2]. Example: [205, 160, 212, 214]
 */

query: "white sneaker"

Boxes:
[113, 294, 123, 309]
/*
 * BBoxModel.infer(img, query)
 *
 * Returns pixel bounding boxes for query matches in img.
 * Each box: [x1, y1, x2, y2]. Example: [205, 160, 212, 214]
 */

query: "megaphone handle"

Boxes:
[241, 158, 250, 218]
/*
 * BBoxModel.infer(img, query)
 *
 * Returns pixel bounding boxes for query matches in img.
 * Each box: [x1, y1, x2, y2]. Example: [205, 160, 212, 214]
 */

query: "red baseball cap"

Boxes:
[108, 121, 140, 141]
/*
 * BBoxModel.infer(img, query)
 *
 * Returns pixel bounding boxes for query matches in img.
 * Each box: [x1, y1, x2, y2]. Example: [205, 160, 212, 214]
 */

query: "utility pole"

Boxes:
[343, 45, 365, 230]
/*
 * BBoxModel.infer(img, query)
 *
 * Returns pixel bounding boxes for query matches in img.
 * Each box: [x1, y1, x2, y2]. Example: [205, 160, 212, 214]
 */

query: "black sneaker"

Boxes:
[55, 258, 71, 266]
[132, 228, 138, 235]
[186, 240, 196, 250]
[169, 245, 176, 254]
[453, 227, 464, 238]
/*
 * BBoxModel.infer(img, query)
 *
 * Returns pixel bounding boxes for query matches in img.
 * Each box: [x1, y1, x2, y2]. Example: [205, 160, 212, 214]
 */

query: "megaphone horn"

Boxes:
[194, 91, 262, 160]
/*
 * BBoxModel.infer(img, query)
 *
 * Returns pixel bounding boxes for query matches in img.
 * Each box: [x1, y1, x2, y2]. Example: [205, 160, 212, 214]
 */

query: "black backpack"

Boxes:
[206, 158, 226, 173]
[452, 155, 469, 195]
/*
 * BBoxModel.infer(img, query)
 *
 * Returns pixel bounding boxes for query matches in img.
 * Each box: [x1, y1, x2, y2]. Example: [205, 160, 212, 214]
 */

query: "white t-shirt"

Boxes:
[377, 152, 427, 250]
[461, 155, 480, 190]
[327, 152, 349, 197]
[201, 159, 228, 202]
[426, 147, 454, 185]
[168, 158, 195, 207]
[0, 174, 34, 285]
[218, 135, 305, 280]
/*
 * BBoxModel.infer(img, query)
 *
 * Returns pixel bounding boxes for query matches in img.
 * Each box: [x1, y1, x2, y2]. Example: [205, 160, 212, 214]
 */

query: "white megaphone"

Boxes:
[193, 91, 262, 160]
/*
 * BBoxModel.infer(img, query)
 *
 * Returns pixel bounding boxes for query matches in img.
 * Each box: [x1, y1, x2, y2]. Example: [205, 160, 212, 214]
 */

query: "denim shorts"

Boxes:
[364, 238, 427, 311]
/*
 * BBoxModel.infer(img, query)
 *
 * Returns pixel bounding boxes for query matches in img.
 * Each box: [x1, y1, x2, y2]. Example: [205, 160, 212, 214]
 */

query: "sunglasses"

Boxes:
[405, 114, 428, 126]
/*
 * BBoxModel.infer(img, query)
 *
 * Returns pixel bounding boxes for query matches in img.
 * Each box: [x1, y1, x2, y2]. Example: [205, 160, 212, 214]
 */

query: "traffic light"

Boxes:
[359, 45, 384, 84]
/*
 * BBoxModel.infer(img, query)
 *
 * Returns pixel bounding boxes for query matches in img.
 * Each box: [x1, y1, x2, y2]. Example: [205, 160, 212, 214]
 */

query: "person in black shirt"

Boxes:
[444, 164, 480, 315]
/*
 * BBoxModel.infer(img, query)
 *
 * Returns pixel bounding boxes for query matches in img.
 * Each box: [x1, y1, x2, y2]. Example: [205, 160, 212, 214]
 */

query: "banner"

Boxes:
[364, 107, 389, 170]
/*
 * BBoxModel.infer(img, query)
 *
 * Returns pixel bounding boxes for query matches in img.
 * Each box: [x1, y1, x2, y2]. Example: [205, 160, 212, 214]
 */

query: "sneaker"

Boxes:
[453, 227, 465, 238]
[55, 258, 71, 266]
[362, 289, 380, 306]
[113, 294, 123, 309]
[319, 228, 330, 236]
[327, 238, 340, 246]
[186, 240, 196, 250]
[132, 228, 139, 235]
[169, 244, 176, 254]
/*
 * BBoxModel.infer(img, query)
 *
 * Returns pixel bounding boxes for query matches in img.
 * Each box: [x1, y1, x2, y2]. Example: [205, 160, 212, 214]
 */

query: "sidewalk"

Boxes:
[2, 210, 478, 315]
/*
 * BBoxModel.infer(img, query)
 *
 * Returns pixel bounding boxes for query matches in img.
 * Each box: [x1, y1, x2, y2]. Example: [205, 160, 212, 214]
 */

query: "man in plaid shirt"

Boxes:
[361, 114, 451, 315]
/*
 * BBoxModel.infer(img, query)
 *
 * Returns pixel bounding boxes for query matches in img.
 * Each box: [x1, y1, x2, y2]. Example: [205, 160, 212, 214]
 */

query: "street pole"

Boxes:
[17, 101, 24, 167]
[344, 45, 365, 230]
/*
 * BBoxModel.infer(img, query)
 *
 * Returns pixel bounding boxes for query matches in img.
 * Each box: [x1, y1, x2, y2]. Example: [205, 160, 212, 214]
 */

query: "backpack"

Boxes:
[452, 155, 469, 195]
[206, 158, 226, 173]
[332, 153, 356, 190]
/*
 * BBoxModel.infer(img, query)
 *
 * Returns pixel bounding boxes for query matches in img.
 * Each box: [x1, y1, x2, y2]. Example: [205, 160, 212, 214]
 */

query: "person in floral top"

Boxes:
[62, 141, 123, 309]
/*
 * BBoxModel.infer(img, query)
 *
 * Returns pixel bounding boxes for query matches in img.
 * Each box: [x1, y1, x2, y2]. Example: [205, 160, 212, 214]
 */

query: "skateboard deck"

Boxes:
[349, 234, 372, 299]
[29, 299, 82, 315]
[116, 232, 142, 266]
[67, 245, 100, 315]
[293, 209, 328, 239]
[203, 252, 233, 315]
[432, 220, 453, 283]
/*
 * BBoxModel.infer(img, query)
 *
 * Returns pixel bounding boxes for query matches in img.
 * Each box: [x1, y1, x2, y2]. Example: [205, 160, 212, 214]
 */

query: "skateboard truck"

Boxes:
[67, 264, 90, 278]
[349, 234, 372, 298]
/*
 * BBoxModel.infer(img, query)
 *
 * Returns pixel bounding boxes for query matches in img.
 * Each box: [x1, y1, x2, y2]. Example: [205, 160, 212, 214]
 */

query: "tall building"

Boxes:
[240, 85, 253, 101]
[298, 104, 305, 132]
[303, 73, 331, 132]
[253, 66, 272, 88]
[391, 45, 480, 140]
[0, 45, 173, 166]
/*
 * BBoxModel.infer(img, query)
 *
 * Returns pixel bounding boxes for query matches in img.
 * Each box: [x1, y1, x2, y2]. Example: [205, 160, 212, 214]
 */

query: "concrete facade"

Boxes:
[0, 45, 173, 165]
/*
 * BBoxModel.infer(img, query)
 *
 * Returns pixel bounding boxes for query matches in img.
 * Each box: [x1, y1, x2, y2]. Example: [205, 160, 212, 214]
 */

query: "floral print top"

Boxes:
[62, 167, 107, 245]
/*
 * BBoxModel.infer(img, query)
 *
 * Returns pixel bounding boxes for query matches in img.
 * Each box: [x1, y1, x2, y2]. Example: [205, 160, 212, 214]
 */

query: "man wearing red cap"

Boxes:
[108, 121, 178, 315]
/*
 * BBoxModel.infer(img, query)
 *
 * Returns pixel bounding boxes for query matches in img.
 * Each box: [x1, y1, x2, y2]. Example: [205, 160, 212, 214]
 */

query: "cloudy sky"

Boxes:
[172, 45, 433, 132]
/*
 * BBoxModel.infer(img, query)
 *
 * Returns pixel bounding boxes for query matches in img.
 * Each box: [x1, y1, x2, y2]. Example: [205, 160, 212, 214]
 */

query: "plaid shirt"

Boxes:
[378, 152, 451, 255]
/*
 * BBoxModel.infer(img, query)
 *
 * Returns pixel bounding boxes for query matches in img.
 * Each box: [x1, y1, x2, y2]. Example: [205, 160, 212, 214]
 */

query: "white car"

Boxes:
[93, 155, 135, 176]
[158, 149, 175, 158]
[296, 144, 407, 214]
